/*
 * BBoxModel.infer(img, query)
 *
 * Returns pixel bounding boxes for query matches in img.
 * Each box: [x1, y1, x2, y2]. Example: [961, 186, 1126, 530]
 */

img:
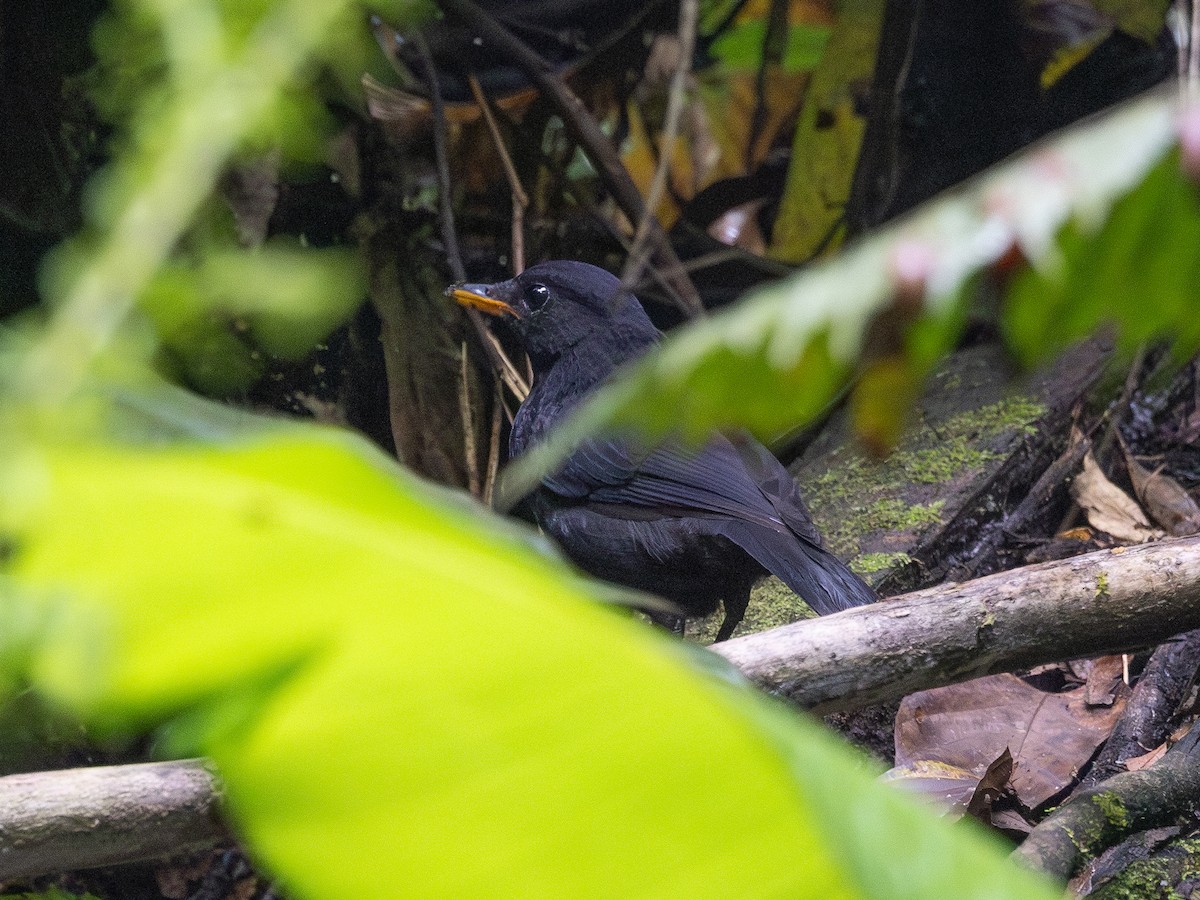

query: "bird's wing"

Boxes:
[726, 436, 824, 545]
[542, 435, 788, 531]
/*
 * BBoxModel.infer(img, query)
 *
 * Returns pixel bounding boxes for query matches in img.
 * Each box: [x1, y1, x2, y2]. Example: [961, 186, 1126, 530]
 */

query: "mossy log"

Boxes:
[696, 339, 1113, 641]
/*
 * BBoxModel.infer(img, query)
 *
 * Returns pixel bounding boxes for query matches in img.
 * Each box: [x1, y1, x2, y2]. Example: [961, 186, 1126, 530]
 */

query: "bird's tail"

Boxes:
[721, 523, 877, 616]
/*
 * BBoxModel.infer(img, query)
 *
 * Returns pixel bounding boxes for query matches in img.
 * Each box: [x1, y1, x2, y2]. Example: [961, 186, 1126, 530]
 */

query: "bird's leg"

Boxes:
[714, 592, 750, 642]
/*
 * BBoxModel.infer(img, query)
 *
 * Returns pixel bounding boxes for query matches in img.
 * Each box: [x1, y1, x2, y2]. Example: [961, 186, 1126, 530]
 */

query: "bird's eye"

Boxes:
[525, 283, 550, 312]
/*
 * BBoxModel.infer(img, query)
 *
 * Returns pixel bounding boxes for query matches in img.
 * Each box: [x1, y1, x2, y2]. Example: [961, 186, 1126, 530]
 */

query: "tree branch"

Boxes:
[0, 759, 226, 880]
[715, 534, 1200, 713]
[1012, 721, 1200, 879]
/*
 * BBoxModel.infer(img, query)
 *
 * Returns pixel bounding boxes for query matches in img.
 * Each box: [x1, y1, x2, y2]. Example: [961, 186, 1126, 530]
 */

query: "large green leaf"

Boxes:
[8, 418, 1057, 898]
[502, 88, 1189, 501]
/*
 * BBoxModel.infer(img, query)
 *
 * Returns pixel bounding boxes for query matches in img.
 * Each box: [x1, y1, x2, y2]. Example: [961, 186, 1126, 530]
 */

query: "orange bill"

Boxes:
[447, 286, 521, 318]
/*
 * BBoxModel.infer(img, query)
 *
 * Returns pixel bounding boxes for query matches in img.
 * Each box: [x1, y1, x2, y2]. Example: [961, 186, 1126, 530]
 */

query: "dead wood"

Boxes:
[952, 432, 1091, 582]
[0, 759, 226, 880]
[1078, 628, 1200, 791]
[1012, 721, 1200, 880]
[715, 534, 1200, 714]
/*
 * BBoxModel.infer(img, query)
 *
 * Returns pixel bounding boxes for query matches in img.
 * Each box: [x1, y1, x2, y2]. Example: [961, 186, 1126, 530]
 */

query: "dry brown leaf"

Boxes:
[1124, 742, 1169, 771]
[1120, 439, 1200, 536]
[990, 808, 1034, 836]
[1074, 654, 1126, 706]
[1059, 526, 1095, 540]
[1071, 449, 1163, 543]
[966, 747, 1014, 822]
[895, 673, 1127, 809]
[880, 759, 983, 816]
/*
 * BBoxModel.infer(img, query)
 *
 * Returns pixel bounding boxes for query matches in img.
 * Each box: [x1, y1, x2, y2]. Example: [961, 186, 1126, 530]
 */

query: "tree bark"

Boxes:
[715, 534, 1200, 714]
[0, 759, 226, 880]
[1012, 723, 1200, 879]
[1078, 628, 1200, 791]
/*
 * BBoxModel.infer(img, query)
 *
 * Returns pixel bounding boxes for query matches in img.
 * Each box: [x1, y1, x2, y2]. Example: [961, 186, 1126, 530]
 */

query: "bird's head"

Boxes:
[448, 260, 656, 369]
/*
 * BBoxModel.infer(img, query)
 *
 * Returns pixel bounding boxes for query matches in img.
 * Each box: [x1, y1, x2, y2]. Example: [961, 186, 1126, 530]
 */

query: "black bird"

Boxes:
[450, 260, 876, 640]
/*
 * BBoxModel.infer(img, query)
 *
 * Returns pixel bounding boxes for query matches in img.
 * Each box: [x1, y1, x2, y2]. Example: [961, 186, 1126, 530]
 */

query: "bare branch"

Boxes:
[715, 534, 1200, 714]
[0, 759, 226, 880]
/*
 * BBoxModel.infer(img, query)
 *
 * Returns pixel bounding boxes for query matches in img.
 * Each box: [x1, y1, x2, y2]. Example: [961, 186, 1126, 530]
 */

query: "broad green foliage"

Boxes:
[503, 89, 1189, 500]
[1007, 148, 1200, 363]
[9, 415, 1057, 898]
[15, 0, 372, 409]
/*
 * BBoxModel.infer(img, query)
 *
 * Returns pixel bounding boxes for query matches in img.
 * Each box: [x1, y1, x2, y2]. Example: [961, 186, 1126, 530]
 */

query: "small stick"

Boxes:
[415, 35, 529, 401]
[467, 73, 529, 274]
[459, 340, 481, 496]
[619, 0, 698, 303]
[484, 380, 504, 506]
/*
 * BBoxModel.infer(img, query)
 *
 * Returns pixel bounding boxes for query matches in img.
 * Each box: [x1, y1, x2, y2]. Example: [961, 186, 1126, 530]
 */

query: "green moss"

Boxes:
[868, 498, 946, 529]
[691, 576, 816, 643]
[944, 397, 1047, 439]
[891, 444, 1000, 483]
[802, 393, 1046, 557]
[850, 552, 913, 575]
[1093, 791, 1130, 829]
[817, 499, 944, 556]
[1096, 571, 1110, 598]
[1089, 856, 1180, 899]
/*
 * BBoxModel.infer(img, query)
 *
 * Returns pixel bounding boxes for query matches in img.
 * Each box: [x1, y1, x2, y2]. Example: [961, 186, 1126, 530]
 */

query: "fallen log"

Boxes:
[714, 534, 1200, 714]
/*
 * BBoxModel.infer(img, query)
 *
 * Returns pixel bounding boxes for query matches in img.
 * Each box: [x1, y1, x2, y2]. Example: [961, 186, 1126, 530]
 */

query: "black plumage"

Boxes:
[450, 260, 876, 639]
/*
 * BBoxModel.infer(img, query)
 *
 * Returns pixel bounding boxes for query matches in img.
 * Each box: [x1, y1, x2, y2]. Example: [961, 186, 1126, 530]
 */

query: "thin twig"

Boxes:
[484, 380, 504, 505]
[434, 0, 704, 317]
[486, 329, 531, 399]
[748, 0, 789, 162]
[619, 0, 699, 305]
[466, 74, 529, 208]
[1096, 342, 1147, 467]
[459, 340, 481, 496]
[413, 32, 466, 282]
[415, 30, 529, 402]
[467, 73, 529, 274]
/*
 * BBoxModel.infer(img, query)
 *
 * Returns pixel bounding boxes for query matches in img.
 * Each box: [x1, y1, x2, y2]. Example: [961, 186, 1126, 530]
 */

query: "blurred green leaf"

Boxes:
[146, 243, 367, 357]
[15, 0, 359, 409]
[1006, 148, 1200, 363]
[8, 419, 1057, 898]
[502, 88, 1186, 502]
